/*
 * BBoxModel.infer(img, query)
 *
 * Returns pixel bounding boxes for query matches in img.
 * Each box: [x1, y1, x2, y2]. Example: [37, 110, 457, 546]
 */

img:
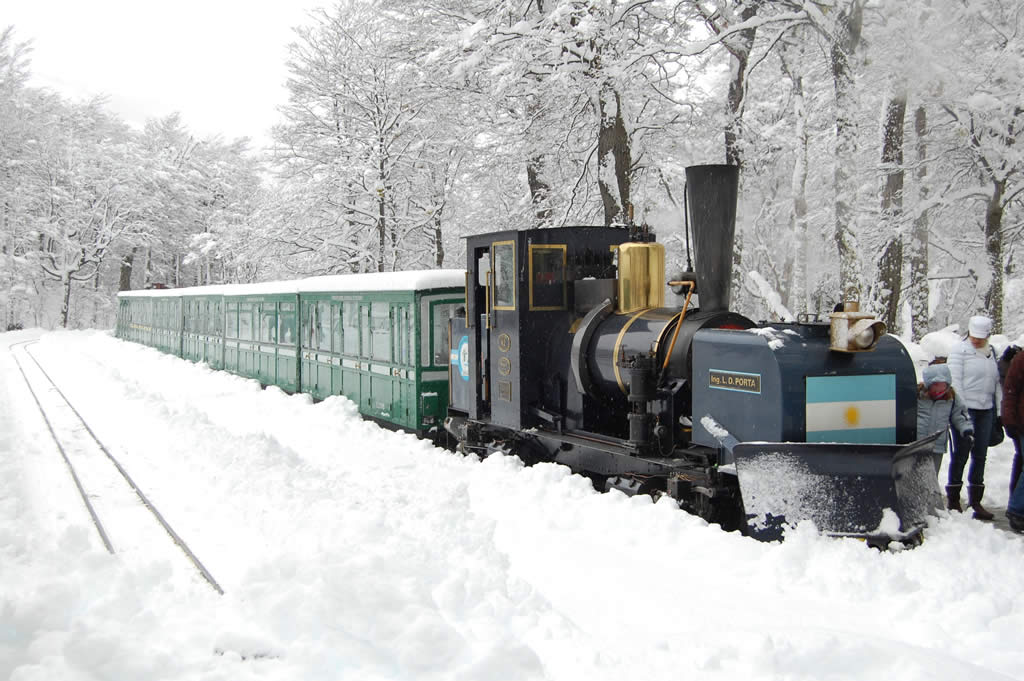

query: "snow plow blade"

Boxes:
[732, 432, 943, 545]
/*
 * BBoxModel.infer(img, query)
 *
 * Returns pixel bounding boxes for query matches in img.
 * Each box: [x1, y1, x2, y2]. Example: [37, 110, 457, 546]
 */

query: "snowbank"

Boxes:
[2, 330, 1022, 681]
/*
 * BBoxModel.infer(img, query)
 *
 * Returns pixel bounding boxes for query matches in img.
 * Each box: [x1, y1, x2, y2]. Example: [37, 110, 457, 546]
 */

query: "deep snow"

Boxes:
[2, 329, 1022, 681]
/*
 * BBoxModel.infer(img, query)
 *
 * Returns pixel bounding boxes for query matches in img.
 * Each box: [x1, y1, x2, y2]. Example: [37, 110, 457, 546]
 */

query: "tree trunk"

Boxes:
[597, 83, 632, 226]
[907, 106, 930, 338]
[377, 190, 387, 273]
[781, 50, 809, 314]
[831, 0, 864, 299]
[983, 178, 1005, 329]
[119, 247, 137, 291]
[390, 220, 399, 272]
[61, 274, 72, 328]
[724, 2, 759, 167]
[877, 91, 907, 331]
[433, 213, 445, 268]
[526, 158, 553, 226]
[525, 94, 553, 227]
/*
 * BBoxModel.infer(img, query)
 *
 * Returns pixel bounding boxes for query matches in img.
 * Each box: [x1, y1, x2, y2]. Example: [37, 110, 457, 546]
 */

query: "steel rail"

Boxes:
[15, 340, 224, 595]
[10, 340, 115, 554]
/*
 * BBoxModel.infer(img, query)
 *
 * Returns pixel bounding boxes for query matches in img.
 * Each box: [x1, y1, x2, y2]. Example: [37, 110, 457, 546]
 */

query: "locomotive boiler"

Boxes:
[445, 164, 940, 544]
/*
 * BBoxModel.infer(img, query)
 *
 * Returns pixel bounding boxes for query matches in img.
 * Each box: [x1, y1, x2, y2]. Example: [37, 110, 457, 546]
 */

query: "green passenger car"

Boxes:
[182, 294, 225, 370]
[115, 270, 465, 436]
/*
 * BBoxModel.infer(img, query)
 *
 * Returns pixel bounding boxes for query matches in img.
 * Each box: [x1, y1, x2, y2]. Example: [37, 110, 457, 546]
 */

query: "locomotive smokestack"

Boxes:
[685, 164, 739, 313]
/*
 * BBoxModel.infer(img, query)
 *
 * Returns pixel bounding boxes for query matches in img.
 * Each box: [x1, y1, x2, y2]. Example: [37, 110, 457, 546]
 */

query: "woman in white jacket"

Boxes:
[947, 315, 1001, 519]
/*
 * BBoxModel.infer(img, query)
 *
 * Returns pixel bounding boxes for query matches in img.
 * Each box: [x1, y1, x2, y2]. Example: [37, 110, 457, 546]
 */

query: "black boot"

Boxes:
[968, 485, 994, 521]
[1008, 511, 1024, 533]
[946, 484, 962, 512]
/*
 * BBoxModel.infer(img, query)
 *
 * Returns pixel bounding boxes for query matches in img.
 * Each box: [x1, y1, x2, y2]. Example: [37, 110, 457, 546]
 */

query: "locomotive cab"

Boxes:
[448, 226, 627, 433]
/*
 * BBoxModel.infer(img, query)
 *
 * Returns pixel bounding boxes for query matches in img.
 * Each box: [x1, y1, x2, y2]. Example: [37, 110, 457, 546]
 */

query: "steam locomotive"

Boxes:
[444, 165, 941, 544]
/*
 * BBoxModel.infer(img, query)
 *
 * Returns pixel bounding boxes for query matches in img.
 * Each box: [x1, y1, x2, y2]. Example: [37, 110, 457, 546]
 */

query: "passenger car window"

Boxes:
[301, 302, 313, 345]
[343, 303, 359, 356]
[432, 303, 456, 366]
[239, 302, 253, 340]
[371, 302, 390, 361]
[317, 301, 332, 351]
[260, 304, 276, 343]
[360, 306, 371, 358]
[226, 302, 239, 339]
[213, 301, 222, 335]
[278, 302, 296, 346]
[395, 305, 409, 365]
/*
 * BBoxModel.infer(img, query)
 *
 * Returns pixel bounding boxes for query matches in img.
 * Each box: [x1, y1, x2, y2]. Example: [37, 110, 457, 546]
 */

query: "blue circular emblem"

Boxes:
[458, 336, 470, 381]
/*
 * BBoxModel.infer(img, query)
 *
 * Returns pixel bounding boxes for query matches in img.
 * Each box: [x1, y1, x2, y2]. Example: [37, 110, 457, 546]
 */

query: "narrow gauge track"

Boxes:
[10, 340, 223, 595]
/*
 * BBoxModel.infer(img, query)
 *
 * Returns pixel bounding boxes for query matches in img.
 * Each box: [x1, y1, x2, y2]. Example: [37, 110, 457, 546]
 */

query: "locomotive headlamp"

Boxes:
[829, 303, 886, 352]
[850, 319, 884, 349]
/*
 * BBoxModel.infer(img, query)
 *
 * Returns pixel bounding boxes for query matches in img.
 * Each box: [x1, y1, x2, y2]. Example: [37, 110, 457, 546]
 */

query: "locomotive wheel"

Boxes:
[481, 438, 550, 466]
[583, 472, 607, 494]
[513, 439, 551, 466]
[694, 492, 743, 533]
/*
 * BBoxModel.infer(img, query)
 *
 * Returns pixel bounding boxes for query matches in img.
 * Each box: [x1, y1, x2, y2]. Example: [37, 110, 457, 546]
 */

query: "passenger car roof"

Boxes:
[117, 270, 466, 298]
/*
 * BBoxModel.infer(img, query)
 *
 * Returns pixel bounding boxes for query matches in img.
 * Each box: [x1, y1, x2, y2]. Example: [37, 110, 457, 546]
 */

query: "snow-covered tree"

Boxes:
[273, 1, 451, 273]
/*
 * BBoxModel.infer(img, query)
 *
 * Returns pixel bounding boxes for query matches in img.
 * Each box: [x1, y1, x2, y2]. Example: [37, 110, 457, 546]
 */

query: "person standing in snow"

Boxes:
[917, 364, 973, 509]
[999, 343, 1023, 495]
[999, 346, 1024, 532]
[946, 315, 1001, 519]
[1005, 346, 1024, 533]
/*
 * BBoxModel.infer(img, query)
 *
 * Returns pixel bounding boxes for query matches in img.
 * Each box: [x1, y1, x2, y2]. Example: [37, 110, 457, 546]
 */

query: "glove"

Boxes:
[962, 431, 975, 452]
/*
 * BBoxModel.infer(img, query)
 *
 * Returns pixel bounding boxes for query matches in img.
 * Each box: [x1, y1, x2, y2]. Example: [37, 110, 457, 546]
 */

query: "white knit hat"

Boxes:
[968, 315, 993, 338]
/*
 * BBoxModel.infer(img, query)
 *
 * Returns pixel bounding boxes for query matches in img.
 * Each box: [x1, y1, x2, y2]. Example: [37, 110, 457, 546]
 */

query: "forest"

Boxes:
[1, 0, 1022, 339]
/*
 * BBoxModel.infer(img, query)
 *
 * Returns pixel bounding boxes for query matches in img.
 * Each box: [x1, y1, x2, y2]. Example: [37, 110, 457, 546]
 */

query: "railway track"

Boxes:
[10, 340, 223, 595]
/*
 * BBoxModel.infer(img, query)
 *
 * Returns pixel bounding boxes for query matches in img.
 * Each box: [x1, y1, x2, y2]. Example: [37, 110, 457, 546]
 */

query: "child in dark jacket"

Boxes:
[917, 363, 974, 500]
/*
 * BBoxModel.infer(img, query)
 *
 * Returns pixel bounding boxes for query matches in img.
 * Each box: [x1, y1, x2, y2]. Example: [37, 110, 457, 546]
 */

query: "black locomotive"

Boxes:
[445, 165, 940, 544]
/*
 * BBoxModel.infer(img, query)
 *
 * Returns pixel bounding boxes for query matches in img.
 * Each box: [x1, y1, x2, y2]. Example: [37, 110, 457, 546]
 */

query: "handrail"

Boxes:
[660, 281, 695, 377]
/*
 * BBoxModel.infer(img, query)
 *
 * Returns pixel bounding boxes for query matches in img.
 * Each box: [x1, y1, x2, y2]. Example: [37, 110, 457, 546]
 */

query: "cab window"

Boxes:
[530, 245, 566, 309]
[492, 242, 515, 309]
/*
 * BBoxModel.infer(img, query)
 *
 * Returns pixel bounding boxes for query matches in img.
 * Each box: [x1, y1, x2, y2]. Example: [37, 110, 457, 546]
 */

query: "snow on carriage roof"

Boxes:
[117, 269, 466, 298]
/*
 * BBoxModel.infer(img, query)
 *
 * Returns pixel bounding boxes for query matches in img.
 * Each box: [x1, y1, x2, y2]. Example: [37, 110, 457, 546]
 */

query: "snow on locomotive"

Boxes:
[444, 164, 941, 545]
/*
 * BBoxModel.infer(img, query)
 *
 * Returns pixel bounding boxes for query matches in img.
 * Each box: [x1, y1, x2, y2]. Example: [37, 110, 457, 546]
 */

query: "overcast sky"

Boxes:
[5, 1, 326, 149]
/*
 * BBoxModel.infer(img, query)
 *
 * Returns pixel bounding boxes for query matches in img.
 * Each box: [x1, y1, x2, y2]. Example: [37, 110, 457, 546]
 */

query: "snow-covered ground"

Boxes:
[2, 329, 1022, 681]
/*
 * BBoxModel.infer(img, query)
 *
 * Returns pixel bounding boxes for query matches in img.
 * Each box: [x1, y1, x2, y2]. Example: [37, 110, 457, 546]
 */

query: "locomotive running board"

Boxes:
[730, 432, 943, 543]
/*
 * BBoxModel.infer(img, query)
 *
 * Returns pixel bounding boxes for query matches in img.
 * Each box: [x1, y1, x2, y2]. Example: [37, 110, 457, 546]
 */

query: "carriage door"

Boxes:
[359, 302, 372, 412]
[473, 247, 491, 419]
[488, 240, 518, 428]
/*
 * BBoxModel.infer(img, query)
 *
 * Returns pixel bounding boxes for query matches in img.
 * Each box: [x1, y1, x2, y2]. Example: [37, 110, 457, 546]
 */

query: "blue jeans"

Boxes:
[948, 407, 994, 486]
[1009, 435, 1024, 516]
[1009, 468, 1024, 516]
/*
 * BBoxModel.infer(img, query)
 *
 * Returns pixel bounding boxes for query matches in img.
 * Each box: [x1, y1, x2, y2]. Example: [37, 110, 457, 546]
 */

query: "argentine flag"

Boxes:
[805, 374, 896, 444]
